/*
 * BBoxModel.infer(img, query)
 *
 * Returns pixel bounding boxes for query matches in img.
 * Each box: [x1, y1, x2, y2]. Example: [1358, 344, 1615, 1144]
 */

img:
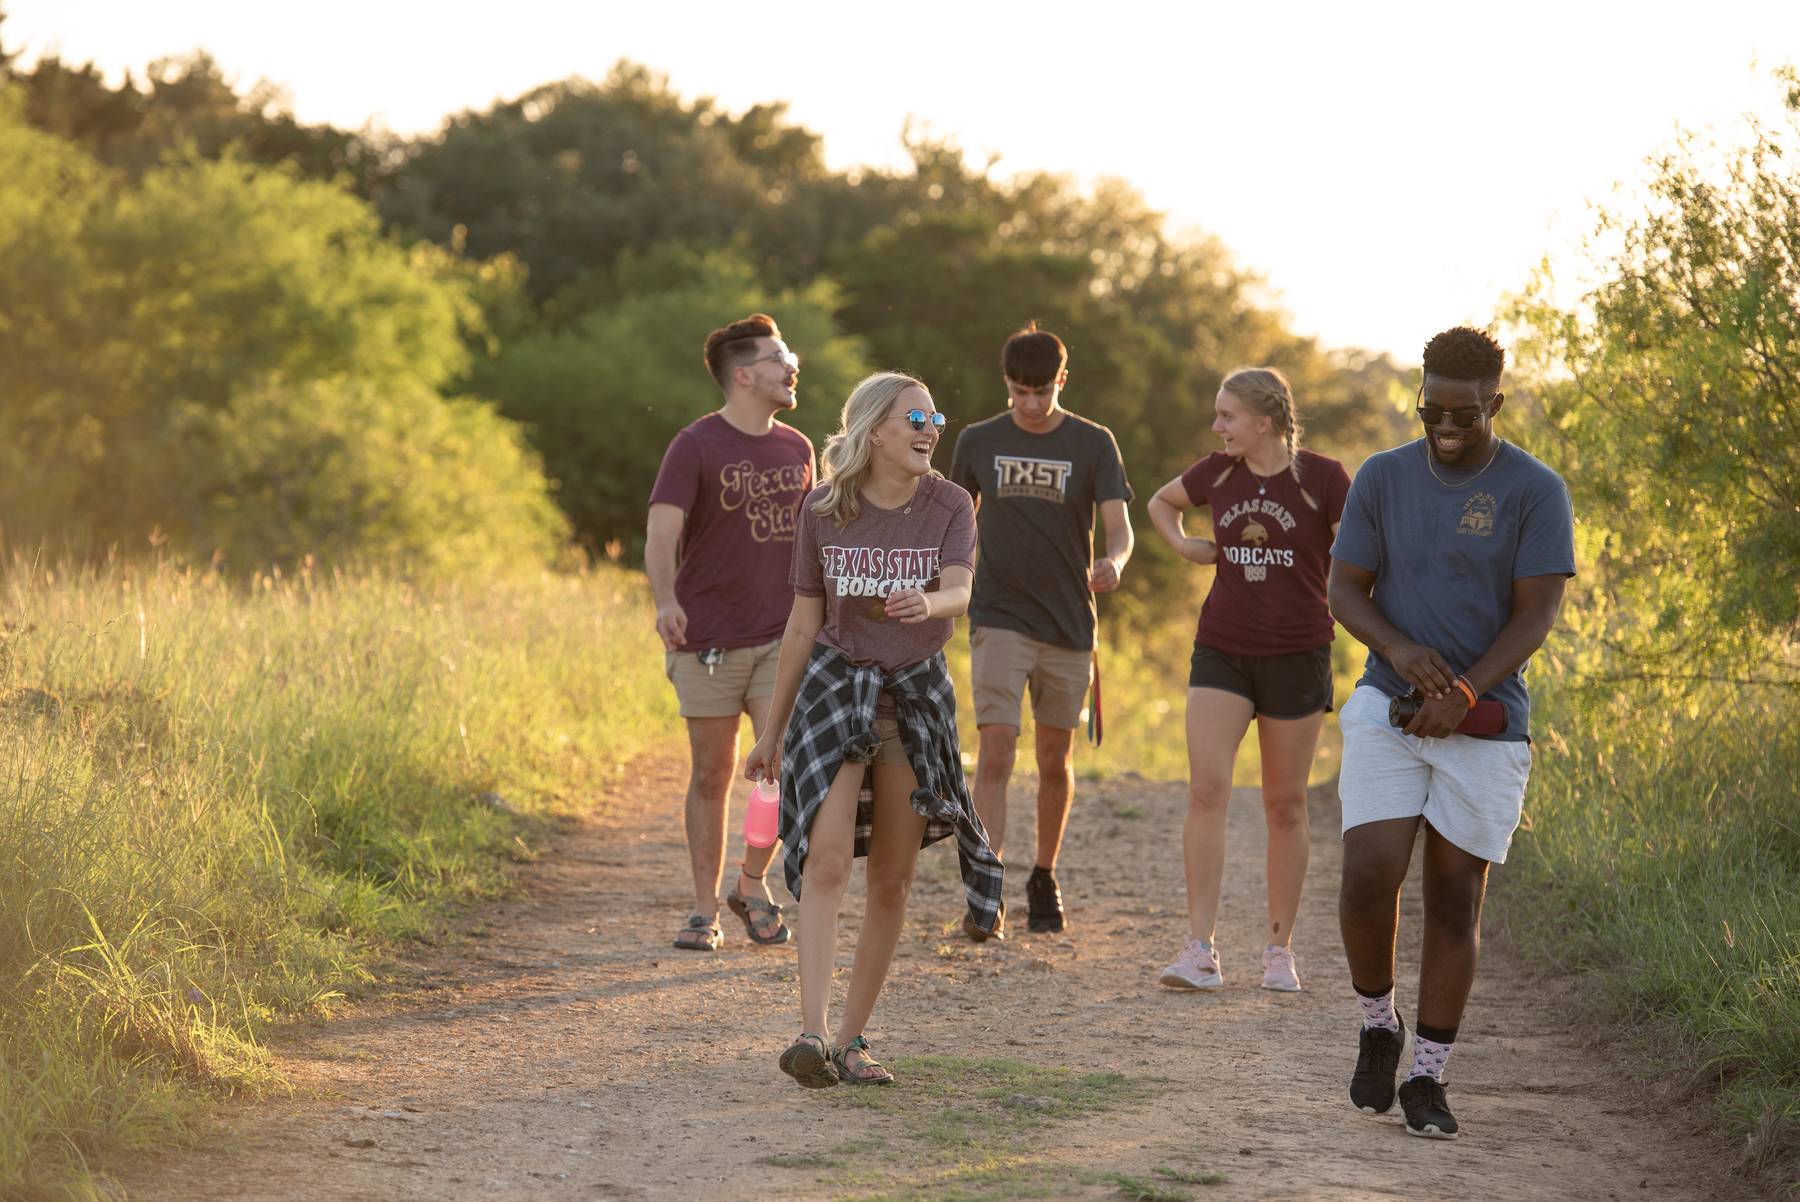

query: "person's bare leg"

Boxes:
[732, 696, 779, 901]
[1338, 816, 1421, 992]
[683, 715, 741, 918]
[971, 724, 1018, 859]
[795, 759, 865, 1036]
[1033, 724, 1076, 871]
[835, 759, 928, 1044]
[1416, 822, 1490, 1031]
[1254, 710, 1326, 947]
[1182, 689, 1254, 941]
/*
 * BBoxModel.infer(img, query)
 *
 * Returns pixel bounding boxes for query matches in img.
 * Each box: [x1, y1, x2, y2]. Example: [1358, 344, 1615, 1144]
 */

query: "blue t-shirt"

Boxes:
[1330, 439, 1576, 741]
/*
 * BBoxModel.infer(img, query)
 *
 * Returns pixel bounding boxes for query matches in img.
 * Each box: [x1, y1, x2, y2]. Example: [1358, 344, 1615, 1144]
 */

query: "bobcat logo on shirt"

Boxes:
[1458, 492, 1497, 538]
[719, 460, 810, 542]
[1216, 502, 1297, 582]
[994, 455, 1073, 502]
[821, 546, 942, 598]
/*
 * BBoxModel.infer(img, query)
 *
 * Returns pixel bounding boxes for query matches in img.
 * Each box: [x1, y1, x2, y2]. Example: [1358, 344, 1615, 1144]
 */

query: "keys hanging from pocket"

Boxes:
[698, 647, 725, 677]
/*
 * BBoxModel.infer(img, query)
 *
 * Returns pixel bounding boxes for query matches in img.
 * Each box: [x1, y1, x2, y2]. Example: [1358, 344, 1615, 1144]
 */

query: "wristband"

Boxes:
[1452, 676, 1478, 709]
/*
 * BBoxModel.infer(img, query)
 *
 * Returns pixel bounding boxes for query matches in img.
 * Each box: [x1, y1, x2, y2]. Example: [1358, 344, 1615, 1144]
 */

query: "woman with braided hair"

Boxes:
[1145, 367, 1351, 992]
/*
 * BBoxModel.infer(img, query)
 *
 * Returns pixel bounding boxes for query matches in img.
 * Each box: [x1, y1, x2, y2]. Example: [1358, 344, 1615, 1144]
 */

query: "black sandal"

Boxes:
[778, 1033, 838, 1089]
[726, 870, 791, 945]
[832, 1035, 894, 1086]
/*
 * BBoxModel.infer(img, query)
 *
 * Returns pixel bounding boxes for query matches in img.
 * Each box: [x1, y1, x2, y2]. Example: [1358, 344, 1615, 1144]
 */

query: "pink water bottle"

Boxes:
[744, 778, 780, 848]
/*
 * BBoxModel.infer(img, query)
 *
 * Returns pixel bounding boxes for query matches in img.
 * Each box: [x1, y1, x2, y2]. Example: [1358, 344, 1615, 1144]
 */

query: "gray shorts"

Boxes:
[1337, 685, 1533, 864]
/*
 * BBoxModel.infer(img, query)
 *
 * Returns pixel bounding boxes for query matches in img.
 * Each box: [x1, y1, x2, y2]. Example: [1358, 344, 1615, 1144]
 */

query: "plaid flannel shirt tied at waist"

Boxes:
[779, 643, 1003, 934]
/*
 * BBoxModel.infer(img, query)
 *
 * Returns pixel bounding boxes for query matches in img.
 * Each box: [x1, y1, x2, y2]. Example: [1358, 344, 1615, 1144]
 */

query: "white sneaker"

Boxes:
[1159, 938, 1223, 990]
[1261, 943, 1301, 992]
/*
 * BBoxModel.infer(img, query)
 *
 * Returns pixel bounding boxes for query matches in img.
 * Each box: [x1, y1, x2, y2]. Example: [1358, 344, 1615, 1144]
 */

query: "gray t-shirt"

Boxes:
[1330, 439, 1575, 741]
[790, 474, 978, 672]
[949, 411, 1132, 651]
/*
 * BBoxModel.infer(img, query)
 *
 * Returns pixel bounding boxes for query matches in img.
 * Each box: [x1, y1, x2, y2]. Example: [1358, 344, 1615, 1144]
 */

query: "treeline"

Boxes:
[0, 23, 1411, 597]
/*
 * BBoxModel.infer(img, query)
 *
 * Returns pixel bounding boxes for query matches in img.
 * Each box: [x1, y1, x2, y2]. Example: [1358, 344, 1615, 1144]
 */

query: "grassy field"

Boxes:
[0, 559, 675, 1200]
[1494, 668, 1799, 1186]
[1, 560, 1791, 1196]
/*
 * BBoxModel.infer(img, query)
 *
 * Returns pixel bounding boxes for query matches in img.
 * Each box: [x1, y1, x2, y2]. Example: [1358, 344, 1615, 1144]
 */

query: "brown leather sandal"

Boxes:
[672, 912, 722, 951]
[725, 874, 791, 945]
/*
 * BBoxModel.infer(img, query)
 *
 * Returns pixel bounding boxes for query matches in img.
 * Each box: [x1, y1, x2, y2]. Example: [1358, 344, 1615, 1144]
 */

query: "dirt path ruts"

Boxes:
[121, 755, 1732, 1201]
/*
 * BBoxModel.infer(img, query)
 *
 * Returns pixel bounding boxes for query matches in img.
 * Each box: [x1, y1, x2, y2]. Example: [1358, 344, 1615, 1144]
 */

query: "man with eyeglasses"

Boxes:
[1327, 325, 1575, 1140]
[949, 322, 1134, 940]
[647, 313, 815, 952]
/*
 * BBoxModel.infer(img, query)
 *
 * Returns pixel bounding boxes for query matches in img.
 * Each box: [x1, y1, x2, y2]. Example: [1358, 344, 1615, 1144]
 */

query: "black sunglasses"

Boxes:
[902, 408, 946, 432]
[1415, 385, 1490, 429]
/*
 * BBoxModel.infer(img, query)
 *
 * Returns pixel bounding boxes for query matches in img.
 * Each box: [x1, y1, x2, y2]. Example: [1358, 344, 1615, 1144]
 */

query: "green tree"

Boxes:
[469, 244, 869, 552]
[177, 379, 567, 574]
[382, 64, 854, 302]
[0, 39, 380, 190]
[0, 101, 560, 573]
[1509, 70, 1800, 676]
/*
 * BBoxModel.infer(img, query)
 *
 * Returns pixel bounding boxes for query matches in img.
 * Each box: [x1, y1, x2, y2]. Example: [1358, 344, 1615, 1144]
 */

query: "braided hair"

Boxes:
[1216, 367, 1319, 511]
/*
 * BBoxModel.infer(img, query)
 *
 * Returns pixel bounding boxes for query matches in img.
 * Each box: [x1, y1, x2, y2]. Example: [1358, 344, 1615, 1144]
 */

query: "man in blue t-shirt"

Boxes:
[1327, 326, 1575, 1142]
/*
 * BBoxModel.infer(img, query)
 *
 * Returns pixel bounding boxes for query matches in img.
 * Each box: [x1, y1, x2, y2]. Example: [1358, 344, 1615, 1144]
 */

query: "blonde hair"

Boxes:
[1216, 366, 1318, 510]
[812, 371, 930, 527]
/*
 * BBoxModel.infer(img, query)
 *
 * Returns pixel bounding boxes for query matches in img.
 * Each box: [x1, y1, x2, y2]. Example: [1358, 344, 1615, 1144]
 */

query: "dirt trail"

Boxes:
[123, 756, 1731, 1201]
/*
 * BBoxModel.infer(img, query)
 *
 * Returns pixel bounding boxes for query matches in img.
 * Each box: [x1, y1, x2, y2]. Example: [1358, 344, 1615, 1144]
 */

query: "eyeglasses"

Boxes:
[897, 408, 946, 431]
[1415, 385, 1490, 429]
[744, 348, 800, 371]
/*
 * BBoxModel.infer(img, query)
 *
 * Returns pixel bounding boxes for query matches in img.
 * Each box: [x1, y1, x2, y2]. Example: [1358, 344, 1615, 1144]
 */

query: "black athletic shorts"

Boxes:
[1188, 643, 1334, 719]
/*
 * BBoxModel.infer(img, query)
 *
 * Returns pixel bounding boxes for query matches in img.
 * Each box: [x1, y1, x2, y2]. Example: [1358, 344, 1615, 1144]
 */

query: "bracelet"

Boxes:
[1452, 676, 1478, 708]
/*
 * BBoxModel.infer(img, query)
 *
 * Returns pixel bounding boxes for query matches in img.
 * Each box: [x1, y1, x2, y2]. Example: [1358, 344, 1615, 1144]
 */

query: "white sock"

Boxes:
[1409, 1034, 1454, 1082]
[1356, 986, 1400, 1032]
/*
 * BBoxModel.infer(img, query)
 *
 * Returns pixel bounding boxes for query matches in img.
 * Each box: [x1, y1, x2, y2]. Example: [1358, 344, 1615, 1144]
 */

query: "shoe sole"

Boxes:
[963, 915, 1003, 942]
[1260, 980, 1302, 992]
[835, 1065, 895, 1086]
[1404, 1122, 1459, 1140]
[1158, 971, 1224, 990]
[778, 1042, 839, 1090]
[1350, 1098, 1395, 1117]
[1027, 918, 1066, 933]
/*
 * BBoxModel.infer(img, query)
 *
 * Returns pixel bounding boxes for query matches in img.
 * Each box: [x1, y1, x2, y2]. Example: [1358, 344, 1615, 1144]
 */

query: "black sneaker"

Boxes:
[963, 900, 1005, 942]
[1026, 866, 1065, 933]
[1349, 1015, 1407, 1115]
[1398, 1074, 1459, 1140]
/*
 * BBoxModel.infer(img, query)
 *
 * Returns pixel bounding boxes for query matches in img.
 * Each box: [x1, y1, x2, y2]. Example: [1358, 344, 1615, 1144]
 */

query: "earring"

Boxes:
[872, 438, 883, 447]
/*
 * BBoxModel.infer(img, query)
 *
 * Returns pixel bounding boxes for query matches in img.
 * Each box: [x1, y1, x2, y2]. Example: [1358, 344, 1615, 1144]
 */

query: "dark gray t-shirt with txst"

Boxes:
[950, 411, 1132, 652]
[1330, 439, 1576, 741]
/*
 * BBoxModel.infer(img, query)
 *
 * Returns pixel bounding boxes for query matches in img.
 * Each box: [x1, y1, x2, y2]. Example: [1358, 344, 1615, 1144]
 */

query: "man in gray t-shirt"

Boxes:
[949, 323, 1133, 940]
[1327, 326, 1575, 1142]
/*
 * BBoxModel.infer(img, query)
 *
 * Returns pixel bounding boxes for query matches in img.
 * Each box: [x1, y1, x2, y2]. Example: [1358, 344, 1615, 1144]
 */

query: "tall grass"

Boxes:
[1496, 668, 1799, 1185]
[0, 559, 675, 1200]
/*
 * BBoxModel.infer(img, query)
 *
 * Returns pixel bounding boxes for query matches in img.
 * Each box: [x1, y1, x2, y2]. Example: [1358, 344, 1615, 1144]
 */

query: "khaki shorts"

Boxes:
[871, 716, 909, 765]
[664, 639, 781, 719]
[969, 626, 1092, 731]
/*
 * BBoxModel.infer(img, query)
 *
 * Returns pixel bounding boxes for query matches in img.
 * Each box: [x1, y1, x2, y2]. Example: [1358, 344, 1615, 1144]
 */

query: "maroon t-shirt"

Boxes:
[790, 475, 977, 677]
[649, 412, 815, 652]
[1180, 449, 1351, 655]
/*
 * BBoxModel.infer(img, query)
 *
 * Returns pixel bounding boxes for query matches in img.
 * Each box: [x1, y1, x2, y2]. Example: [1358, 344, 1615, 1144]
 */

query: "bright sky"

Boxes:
[11, 0, 1799, 358]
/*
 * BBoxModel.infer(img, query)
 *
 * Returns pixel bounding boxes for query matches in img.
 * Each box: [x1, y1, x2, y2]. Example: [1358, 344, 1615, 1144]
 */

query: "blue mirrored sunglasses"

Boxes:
[903, 408, 946, 431]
